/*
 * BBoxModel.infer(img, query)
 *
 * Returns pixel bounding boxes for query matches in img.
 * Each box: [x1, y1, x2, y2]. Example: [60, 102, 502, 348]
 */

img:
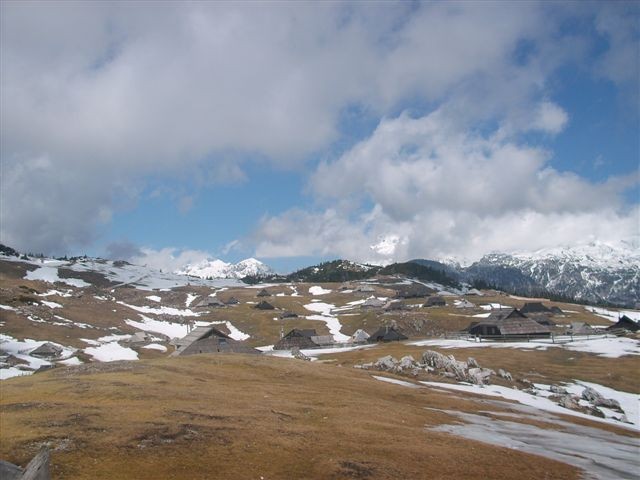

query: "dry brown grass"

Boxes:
[320, 341, 640, 395]
[0, 354, 583, 480]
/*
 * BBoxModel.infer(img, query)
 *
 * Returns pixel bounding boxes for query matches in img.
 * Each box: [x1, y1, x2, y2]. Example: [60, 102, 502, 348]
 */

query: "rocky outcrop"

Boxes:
[581, 387, 622, 411]
[357, 350, 511, 386]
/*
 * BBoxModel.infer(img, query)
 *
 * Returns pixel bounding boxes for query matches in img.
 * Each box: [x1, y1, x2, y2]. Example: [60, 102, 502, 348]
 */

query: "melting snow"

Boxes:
[372, 375, 421, 388]
[145, 295, 161, 302]
[117, 301, 201, 317]
[429, 405, 639, 480]
[303, 302, 350, 343]
[185, 293, 198, 307]
[408, 336, 640, 358]
[309, 286, 332, 295]
[25, 265, 90, 287]
[38, 289, 72, 297]
[58, 356, 83, 366]
[40, 300, 62, 309]
[84, 342, 139, 362]
[125, 315, 190, 339]
[0, 367, 32, 380]
[585, 306, 640, 323]
[212, 321, 250, 341]
[142, 343, 168, 352]
[421, 381, 639, 431]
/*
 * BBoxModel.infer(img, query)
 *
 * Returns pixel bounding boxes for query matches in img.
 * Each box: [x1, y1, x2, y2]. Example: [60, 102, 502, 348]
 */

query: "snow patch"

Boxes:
[309, 286, 332, 295]
[84, 342, 139, 362]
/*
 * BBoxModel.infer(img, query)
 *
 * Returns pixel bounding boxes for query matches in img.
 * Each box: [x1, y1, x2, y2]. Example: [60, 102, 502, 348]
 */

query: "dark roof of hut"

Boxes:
[279, 311, 299, 319]
[424, 295, 446, 306]
[254, 300, 275, 310]
[393, 283, 432, 298]
[195, 297, 225, 308]
[224, 296, 240, 305]
[520, 302, 552, 314]
[486, 308, 526, 322]
[368, 326, 408, 342]
[606, 315, 639, 332]
[256, 289, 271, 297]
[283, 328, 317, 338]
[385, 300, 407, 311]
[173, 325, 259, 356]
[497, 317, 551, 335]
[30, 342, 63, 357]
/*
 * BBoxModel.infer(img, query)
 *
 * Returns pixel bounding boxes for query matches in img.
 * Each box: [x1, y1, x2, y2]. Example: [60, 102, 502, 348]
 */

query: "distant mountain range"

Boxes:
[413, 241, 640, 308]
[176, 258, 273, 280]
[1, 240, 637, 307]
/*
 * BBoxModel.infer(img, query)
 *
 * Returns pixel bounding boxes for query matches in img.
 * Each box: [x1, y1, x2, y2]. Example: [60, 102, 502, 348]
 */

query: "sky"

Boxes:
[1, 1, 638, 273]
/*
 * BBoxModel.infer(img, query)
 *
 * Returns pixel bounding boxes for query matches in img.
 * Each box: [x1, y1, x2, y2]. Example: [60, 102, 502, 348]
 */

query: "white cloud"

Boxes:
[531, 101, 569, 134]
[254, 110, 638, 262]
[0, 2, 637, 255]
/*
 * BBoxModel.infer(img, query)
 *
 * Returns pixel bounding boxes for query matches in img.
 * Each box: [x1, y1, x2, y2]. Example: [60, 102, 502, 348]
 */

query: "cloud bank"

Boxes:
[254, 109, 638, 263]
[1, 1, 637, 261]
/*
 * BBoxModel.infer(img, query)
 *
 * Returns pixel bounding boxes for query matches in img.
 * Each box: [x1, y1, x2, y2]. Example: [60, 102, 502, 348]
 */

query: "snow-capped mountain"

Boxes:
[176, 258, 273, 279]
[464, 241, 639, 307]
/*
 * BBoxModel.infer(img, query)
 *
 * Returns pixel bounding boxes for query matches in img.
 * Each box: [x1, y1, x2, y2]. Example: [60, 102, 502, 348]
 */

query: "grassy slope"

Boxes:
[0, 354, 581, 480]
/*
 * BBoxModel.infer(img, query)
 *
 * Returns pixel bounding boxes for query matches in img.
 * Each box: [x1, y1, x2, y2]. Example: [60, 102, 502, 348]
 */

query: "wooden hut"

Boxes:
[30, 343, 62, 359]
[224, 296, 240, 305]
[121, 331, 152, 346]
[455, 299, 475, 309]
[361, 297, 386, 309]
[256, 289, 271, 297]
[384, 300, 407, 311]
[354, 284, 375, 293]
[606, 315, 639, 333]
[424, 295, 446, 307]
[274, 329, 319, 350]
[254, 300, 275, 310]
[367, 326, 408, 343]
[279, 311, 299, 319]
[173, 326, 259, 356]
[195, 297, 225, 308]
[466, 308, 551, 338]
[350, 329, 370, 344]
[567, 322, 597, 335]
[393, 283, 432, 299]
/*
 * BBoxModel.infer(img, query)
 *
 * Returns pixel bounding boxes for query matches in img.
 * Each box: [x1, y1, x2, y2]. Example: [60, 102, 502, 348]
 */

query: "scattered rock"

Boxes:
[399, 355, 416, 370]
[467, 357, 479, 368]
[468, 368, 495, 385]
[555, 394, 580, 411]
[581, 387, 621, 411]
[550, 384, 568, 395]
[374, 355, 397, 371]
[497, 369, 513, 381]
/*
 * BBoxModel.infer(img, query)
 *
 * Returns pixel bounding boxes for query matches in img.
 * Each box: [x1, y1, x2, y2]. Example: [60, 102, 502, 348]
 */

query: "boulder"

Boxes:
[580, 386, 621, 410]
[555, 394, 580, 410]
[468, 367, 494, 385]
[422, 350, 451, 370]
[497, 369, 513, 381]
[374, 355, 397, 371]
[581, 386, 602, 403]
[550, 384, 568, 395]
[595, 397, 622, 411]
[467, 357, 479, 368]
[399, 355, 416, 370]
